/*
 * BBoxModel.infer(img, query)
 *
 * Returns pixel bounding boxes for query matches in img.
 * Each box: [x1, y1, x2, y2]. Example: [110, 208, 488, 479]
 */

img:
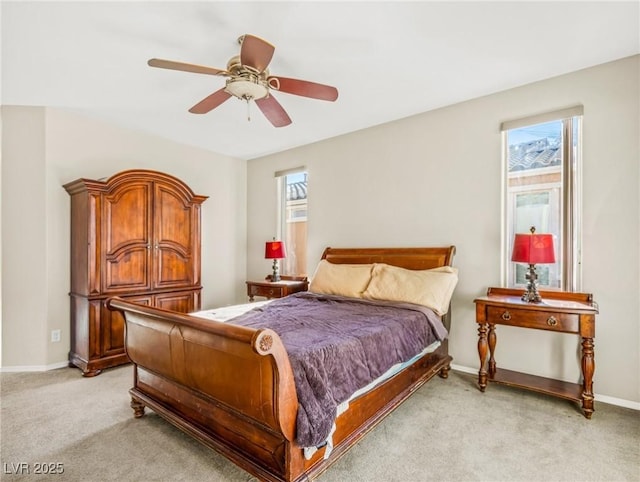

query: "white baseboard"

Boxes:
[594, 393, 640, 411]
[450, 364, 640, 411]
[2, 361, 638, 411]
[1, 361, 69, 373]
[451, 363, 478, 376]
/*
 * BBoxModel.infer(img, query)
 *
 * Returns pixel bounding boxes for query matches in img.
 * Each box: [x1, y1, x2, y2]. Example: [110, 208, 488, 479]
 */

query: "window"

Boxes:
[501, 107, 583, 291]
[276, 168, 308, 276]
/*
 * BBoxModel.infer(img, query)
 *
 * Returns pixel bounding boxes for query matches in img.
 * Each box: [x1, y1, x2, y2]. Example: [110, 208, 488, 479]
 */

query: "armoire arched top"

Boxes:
[63, 169, 208, 206]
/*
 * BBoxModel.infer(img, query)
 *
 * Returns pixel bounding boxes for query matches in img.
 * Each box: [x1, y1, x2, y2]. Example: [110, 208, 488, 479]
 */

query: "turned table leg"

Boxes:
[488, 323, 497, 378]
[478, 323, 488, 391]
[581, 337, 595, 419]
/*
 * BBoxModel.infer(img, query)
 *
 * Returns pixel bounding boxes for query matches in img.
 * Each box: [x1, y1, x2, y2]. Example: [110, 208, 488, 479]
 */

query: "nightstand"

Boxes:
[474, 287, 598, 418]
[246, 276, 308, 301]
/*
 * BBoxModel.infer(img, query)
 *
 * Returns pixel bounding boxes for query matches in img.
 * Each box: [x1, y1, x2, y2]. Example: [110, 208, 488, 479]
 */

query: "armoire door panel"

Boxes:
[153, 183, 196, 288]
[104, 182, 153, 248]
[104, 246, 151, 292]
[154, 290, 198, 313]
[154, 184, 194, 249]
[103, 181, 153, 292]
[155, 247, 193, 288]
[101, 294, 152, 358]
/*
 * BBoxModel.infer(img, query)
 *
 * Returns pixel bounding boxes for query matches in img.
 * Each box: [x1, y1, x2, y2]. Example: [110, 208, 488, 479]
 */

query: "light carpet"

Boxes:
[1, 366, 638, 481]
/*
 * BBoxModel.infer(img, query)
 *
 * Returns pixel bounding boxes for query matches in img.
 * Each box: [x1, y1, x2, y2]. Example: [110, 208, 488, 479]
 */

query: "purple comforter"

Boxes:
[232, 292, 447, 447]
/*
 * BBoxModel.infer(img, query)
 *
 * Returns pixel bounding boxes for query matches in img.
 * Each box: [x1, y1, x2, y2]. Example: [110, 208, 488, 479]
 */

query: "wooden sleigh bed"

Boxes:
[107, 246, 456, 481]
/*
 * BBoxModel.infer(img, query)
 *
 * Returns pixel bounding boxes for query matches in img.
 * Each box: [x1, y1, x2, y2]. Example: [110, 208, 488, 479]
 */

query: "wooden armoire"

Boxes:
[64, 169, 208, 376]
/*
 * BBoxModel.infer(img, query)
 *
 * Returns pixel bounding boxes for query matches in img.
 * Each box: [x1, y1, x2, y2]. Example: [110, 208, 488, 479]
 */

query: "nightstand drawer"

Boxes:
[249, 285, 281, 298]
[246, 277, 308, 301]
[486, 306, 579, 333]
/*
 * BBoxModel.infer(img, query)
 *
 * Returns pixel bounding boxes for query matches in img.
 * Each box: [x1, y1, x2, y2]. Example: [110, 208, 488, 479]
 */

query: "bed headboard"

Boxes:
[320, 246, 456, 331]
[321, 246, 456, 270]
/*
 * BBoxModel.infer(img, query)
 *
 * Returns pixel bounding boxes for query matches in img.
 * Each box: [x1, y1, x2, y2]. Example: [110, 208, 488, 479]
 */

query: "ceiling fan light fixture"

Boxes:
[147, 33, 338, 127]
[224, 77, 269, 101]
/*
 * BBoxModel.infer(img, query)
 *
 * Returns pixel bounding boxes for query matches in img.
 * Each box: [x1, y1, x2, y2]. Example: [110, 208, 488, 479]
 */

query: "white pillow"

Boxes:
[308, 260, 374, 298]
[362, 263, 458, 315]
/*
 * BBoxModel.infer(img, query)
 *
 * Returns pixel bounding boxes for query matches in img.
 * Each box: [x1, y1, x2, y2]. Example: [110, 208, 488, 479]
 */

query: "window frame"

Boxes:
[275, 166, 308, 277]
[500, 107, 583, 292]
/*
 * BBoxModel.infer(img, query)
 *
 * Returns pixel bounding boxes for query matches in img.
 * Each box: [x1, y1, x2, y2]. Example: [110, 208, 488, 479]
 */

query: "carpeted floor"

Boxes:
[1, 366, 638, 481]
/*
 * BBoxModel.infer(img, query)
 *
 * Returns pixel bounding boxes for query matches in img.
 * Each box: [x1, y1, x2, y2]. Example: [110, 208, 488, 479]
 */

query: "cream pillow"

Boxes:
[362, 263, 458, 315]
[308, 260, 374, 298]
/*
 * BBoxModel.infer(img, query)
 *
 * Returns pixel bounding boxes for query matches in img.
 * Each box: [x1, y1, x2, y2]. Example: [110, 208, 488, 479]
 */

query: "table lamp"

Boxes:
[265, 239, 286, 282]
[511, 226, 556, 303]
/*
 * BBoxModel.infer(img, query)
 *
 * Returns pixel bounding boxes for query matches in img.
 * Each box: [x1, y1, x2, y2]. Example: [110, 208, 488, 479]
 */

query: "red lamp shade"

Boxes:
[265, 240, 286, 259]
[511, 232, 555, 264]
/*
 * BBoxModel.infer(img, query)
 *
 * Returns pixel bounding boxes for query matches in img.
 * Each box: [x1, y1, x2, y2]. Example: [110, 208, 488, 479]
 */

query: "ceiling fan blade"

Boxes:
[148, 58, 229, 76]
[189, 88, 232, 114]
[268, 76, 338, 102]
[255, 95, 292, 128]
[240, 34, 275, 73]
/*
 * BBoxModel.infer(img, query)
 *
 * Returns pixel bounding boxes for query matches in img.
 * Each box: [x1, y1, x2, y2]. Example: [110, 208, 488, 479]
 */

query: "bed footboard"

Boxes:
[107, 297, 303, 481]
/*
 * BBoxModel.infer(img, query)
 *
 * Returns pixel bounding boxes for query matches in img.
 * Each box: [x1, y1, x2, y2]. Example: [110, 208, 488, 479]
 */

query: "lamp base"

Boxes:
[521, 263, 542, 303]
[521, 288, 542, 303]
[271, 259, 281, 283]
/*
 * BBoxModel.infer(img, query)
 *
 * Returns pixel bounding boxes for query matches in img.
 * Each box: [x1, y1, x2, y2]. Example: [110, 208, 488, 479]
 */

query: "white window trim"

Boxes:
[500, 105, 583, 131]
[500, 108, 583, 292]
[275, 166, 306, 241]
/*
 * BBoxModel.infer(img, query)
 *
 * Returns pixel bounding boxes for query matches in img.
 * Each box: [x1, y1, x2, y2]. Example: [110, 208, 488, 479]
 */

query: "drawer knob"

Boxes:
[501, 311, 511, 321]
[547, 316, 558, 326]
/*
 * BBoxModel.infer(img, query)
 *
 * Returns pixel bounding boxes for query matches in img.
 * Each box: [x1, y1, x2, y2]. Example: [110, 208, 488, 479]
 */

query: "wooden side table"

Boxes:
[474, 287, 598, 418]
[246, 275, 308, 301]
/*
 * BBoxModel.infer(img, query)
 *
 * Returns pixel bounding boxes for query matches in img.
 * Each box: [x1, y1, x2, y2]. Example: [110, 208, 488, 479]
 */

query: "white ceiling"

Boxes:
[2, 1, 639, 160]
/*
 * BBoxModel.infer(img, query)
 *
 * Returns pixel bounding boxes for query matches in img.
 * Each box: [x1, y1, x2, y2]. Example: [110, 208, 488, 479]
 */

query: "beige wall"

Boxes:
[2, 107, 48, 367]
[247, 55, 640, 405]
[1, 107, 247, 368]
[1, 56, 637, 406]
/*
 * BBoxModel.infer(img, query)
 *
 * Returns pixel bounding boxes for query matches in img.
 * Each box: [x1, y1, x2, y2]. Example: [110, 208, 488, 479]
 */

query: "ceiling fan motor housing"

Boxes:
[224, 55, 270, 100]
[224, 75, 269, 101]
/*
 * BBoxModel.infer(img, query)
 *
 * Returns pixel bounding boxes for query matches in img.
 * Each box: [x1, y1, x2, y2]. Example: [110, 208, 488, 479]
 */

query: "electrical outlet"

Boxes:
[51, 329, 61, 343]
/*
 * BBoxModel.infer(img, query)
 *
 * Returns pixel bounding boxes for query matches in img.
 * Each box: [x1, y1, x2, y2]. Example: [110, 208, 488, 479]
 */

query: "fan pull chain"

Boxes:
[246, 97, 251, 122]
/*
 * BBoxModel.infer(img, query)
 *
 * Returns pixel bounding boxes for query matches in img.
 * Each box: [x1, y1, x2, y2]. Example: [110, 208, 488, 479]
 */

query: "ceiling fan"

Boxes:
[147, 34, 339, 127]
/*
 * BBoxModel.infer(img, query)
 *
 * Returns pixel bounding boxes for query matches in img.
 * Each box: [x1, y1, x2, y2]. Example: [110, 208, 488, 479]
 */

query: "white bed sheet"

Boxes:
[191, 299, 273, 322]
